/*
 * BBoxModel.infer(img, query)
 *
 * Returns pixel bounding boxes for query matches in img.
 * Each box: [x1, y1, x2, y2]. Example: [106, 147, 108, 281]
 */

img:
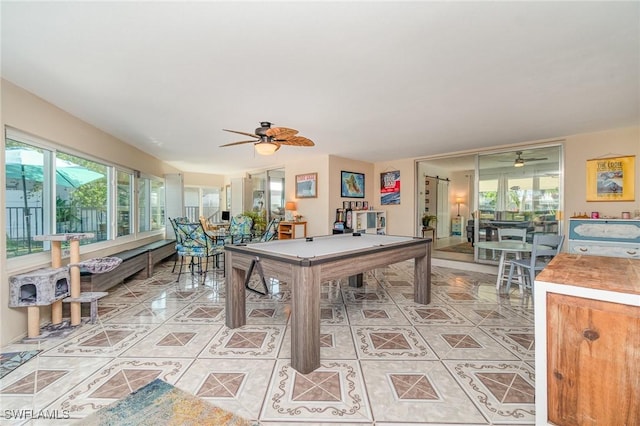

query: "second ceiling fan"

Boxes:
[504, 151, 548, 167]
[220, 121, 314, 155]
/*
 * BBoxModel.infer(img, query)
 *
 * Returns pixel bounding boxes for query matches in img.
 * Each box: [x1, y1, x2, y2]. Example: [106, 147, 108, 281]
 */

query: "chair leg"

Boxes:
[506, 262, 516, 293]
[171, 254, 178, 273]
[176, 255, 185, 282]
[496, 253, 506, 291]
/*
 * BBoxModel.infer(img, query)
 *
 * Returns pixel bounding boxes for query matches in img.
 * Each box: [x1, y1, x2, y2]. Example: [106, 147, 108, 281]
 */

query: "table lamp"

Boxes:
[455, 197, 464, 216]
[285, 201, 297, 221]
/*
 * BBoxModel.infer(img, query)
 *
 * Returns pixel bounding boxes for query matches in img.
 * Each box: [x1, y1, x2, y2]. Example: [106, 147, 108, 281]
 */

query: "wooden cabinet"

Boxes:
[534, 253, 640, 425]
[568, 218, 640, 258]
[278, 221, 307, 240]
[354, 210, 386, 235]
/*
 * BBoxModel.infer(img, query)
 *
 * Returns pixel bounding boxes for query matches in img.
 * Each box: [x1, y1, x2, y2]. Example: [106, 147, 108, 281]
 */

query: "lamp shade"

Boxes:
[254, 142, 279, 156]
[455, 197, 464, 204]
[285, 201, 297, 210]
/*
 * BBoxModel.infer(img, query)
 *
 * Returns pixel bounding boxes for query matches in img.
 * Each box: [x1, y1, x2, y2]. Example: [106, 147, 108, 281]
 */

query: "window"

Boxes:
[117, 170, 133, 237]
[184, 186, 221, 222]
[4, 129, 155, 259]
[55, 151, 108, 242]
[137, 176, 165, 232]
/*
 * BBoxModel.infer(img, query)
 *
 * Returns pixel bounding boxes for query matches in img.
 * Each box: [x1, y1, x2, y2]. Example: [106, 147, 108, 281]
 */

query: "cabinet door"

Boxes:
[546, 293, 640, 425]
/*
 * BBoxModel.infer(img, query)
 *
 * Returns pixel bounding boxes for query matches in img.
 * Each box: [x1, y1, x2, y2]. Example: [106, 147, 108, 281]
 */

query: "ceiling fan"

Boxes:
[220, 121, 314, 156]
[502, 151, 549, 167]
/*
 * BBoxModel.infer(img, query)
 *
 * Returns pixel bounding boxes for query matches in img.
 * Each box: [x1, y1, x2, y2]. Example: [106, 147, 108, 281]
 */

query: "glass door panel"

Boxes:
[475, 146, 562, 264]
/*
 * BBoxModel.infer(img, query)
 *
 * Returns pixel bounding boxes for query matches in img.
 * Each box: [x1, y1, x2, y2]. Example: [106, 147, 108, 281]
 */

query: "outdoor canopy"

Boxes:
[5, 148, 104, 188]
[5, 147, 104, 248]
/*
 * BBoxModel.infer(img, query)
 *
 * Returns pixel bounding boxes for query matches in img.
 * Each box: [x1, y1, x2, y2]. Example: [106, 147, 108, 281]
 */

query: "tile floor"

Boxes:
[0, 259, 536, 425]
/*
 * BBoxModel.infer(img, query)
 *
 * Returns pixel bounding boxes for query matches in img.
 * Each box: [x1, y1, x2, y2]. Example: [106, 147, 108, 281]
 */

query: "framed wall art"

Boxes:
[341, 171, 365, 198]
[586, 155, 635, 201]
[295, 173, 317, 198]
[380, 170, 400, 205]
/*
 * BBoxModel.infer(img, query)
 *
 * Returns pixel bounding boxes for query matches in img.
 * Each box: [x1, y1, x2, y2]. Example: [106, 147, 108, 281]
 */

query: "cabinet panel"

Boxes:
[546, 293, 640, 426]
[354, 210, 386, 235]
[568, 219, 640, 258]
[568, 241, 640, 258]
[278, 221, 307, 240]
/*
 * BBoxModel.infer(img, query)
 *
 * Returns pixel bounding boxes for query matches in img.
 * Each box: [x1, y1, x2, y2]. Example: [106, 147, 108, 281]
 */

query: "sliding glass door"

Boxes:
[475, 145, 563, 263]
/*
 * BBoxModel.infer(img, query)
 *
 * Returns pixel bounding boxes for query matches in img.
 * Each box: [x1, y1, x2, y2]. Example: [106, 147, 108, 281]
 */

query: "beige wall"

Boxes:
[284, 155, 330, 237]
[373, 158, 417, 236]
[1, 80, 184, 345]
[329, 156, 374, 231]
[563, 127, 639, 224]
[183, 172, 225, 188]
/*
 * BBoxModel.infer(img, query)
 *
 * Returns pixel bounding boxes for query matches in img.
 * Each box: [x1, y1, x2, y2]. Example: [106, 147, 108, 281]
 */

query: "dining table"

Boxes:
[475, 240, 534, 293]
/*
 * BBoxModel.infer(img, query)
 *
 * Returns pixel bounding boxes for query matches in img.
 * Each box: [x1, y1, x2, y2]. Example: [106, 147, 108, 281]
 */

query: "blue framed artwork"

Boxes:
[341, 171, 365, 198]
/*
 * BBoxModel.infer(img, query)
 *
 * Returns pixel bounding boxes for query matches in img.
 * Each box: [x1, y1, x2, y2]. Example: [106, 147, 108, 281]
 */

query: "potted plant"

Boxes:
[422, 213, 437, 227]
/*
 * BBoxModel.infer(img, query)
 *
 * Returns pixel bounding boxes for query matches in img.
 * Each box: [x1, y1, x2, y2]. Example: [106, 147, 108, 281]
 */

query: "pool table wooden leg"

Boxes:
[225, 252, 246, 329]
[291, 265, 321, 374]
[414, 244, 431, 305]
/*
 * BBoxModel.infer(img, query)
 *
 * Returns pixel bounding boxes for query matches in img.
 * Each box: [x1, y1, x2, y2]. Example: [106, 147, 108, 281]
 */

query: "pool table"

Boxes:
[224, 233, 432, 373]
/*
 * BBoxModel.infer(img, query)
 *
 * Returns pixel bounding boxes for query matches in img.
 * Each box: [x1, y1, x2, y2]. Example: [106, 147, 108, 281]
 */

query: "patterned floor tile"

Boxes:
[41, 324, 155, 357]
[45, 357, 191, 418]
[245, 302, 291, 325]
[415, 325, 520, 360]
[444, 360, 535, 424]
[452, 303, 532, 326]
[261, 359, 372, 422]
[399, 303, 474, 326]
[103, 299, 188, 324]
[341, 285, 392, 305]
[164, 302, 226, 324]
[346, 304, 411, 326]
[119, 323, 222, 358]
[351, 326, 437, 360]
[360, 360, 487, 423]
[200, 325, 285, 359]
[176, 358, 275, 419]
[0, 356, 111, 418]
[479, 326, 535, 360]
[318, 303, 348, 325]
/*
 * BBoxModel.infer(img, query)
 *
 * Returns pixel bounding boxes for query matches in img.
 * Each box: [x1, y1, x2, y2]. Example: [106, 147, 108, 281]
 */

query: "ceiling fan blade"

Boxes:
[219, 140, 258, 147]
[523, 157, 548, 161]
[265, 127, 298, 138]
[278, 136, 315, 147]
[222, 129, 259, 138]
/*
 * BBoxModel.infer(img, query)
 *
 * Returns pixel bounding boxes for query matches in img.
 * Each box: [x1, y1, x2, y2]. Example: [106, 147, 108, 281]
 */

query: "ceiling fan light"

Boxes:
[255, 142, 279, 156]
[514, 158, 525, 167]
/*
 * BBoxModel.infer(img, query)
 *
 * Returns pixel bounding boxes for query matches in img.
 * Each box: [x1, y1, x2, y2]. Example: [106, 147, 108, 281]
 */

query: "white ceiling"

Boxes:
[2, 1, 638, 175]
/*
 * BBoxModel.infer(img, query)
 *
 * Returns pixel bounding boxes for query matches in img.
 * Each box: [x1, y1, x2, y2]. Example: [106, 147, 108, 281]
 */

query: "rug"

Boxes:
[436, 242, 474, 254]
[80, 378, 255, 426]
[0, 350, 41, 379]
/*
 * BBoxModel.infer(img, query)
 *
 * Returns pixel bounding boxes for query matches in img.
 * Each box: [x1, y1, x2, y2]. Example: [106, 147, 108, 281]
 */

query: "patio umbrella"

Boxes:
[5, 148, 104, 249]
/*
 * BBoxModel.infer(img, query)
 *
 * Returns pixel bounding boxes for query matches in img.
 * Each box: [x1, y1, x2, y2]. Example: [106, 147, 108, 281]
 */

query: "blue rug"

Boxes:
[81, 378, 254, 425]
[0, 350, 41, 379]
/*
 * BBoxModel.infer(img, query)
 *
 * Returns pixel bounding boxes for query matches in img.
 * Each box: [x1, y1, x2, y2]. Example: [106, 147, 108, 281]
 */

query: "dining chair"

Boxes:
[495, 228, 527, 290]
[506, 233, 565, 295]
[226, 214, 254, 244]
[168, 217, 189, 273]
[173, 220, 225, 283]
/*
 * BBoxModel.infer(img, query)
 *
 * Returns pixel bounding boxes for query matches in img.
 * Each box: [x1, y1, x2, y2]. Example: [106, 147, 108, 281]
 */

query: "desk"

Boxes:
[224, 234, 431, 373]
[475, 241, 533, 292]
